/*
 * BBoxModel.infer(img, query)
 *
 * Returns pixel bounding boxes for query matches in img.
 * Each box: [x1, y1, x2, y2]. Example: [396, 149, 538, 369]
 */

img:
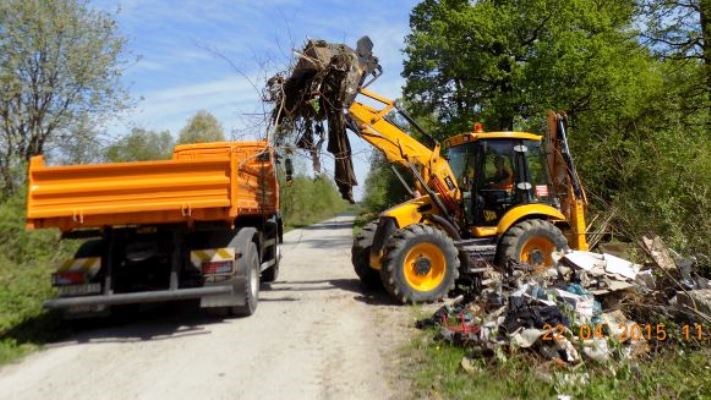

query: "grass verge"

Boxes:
[0, 257, 71, 365]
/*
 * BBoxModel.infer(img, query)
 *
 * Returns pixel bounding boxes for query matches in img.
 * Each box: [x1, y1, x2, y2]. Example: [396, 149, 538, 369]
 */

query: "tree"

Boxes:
[403, 0, 655, 132]
[636, 1, 711, 116]
[104, 128, 174, 162]
[177, 111, 226, 144]
[637, 0, 709, 63]
[51, 114, 103, 165]
[0, 0, 129, 194]
[389, 0, 710, 254]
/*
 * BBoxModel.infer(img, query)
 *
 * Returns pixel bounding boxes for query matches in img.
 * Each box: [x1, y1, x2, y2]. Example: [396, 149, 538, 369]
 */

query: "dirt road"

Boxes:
[0, 215, 412, 400]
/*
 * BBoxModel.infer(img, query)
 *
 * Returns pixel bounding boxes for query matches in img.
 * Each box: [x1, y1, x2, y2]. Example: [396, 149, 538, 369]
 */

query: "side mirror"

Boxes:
[284, 158, 294, 183]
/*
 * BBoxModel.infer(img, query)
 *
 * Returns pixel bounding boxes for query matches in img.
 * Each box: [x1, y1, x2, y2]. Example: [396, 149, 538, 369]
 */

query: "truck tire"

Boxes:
[351, 221, 382, 290]
[261, 243, 280, 283]
[380, 224, 459, 304]
[261, 218, 281, 283]
[230, 230, 260, 316]
[497, 219, 568, 271]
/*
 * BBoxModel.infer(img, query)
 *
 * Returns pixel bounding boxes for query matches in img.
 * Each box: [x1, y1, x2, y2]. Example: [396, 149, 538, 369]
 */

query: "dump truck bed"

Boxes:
[26, 141, 278, 232]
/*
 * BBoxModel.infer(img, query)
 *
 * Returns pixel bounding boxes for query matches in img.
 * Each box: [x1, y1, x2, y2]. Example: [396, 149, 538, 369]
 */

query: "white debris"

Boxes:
[603, 253, 641, 280]
[582, 338, 610, 362]
[562, 250, 605, 271]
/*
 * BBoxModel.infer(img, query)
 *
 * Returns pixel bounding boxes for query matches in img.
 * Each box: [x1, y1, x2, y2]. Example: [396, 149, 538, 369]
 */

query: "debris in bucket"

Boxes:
[264, 37, 379, 203]
[417, 240, 710, 372]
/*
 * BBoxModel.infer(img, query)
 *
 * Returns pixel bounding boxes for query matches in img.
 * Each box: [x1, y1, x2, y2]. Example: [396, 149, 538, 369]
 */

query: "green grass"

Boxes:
[405, 328, 711, 399]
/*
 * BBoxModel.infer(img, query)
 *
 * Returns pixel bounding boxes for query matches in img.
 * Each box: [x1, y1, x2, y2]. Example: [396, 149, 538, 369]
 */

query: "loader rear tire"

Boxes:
[497, 219, 568, 271]
[351, 221, 382, 290]
[380, 224, 459, 304]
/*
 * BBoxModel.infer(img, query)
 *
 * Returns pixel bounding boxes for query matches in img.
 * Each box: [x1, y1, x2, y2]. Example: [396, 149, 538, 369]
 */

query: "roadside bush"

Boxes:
[0, 193, 75, 363]
[280, 175, 348, 229]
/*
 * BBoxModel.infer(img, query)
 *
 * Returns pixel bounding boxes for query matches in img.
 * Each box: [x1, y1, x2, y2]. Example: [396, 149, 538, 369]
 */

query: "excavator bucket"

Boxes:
[265, 37, 381, 203]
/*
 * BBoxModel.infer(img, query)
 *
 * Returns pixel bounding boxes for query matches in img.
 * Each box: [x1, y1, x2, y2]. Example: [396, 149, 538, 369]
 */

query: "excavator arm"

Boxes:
[546, 111, 588, 250]
[346, 88, 461, 218]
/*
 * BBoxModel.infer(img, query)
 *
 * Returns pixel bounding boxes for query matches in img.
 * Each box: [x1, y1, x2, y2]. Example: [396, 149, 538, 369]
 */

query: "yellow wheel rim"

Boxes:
[402, 242, 446, 292]
[519, 237, 556, 272]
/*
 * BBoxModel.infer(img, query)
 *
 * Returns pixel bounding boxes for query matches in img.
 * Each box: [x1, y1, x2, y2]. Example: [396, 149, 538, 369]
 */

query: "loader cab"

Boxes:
[444, 131, 553, 234]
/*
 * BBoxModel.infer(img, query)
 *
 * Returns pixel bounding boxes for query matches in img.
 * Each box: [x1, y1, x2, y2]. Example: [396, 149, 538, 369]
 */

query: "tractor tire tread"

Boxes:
[380, 224, 459, 304]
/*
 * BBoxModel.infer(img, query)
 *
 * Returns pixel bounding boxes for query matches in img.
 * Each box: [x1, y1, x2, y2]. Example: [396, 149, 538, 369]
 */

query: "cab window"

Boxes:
[523, 140, 551, 200]
[445, 143, 477, 189]
[481, 141, 515, 191]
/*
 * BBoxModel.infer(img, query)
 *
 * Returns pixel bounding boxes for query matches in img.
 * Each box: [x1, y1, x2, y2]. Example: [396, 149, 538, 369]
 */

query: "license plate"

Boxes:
[57, 283, 102, 297]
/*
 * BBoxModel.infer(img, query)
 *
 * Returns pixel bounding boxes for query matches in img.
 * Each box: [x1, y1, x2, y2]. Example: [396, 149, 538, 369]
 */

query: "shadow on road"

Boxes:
[272, 278, 398, 306]
[328, 278, 399, 306]
[0, 286, 301, 350]
[1, 302, 224, 349]
[2, 283, 392, 353]
[296, 220, 353, 231]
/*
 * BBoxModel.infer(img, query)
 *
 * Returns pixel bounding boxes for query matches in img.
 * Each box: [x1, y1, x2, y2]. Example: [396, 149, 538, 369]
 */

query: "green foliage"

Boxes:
[280, 174, 348, 229]
[0, 0, 129, 194]
[0, 193, 76, 364]
[0, 194, 76, 264]
[403, 0, 645, 133]
[637, 1, 706, 60]
[104, 128, 174, 162]
[361, 154, 413, 216]
[52, 115, 103, 165]
[178, 110, 226, 144]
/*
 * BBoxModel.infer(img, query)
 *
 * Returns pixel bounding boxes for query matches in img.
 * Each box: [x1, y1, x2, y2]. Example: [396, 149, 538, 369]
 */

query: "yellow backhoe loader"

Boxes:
[278, 37, 589, 304]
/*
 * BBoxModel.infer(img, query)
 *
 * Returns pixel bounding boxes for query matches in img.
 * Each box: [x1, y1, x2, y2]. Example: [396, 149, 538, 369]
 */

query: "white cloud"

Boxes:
[94, 0, 420, 200]
[105, 74, 267, 136]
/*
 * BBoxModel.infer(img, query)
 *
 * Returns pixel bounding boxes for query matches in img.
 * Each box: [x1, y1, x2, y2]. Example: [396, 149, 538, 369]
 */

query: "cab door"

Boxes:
[471, 139, 520, 228]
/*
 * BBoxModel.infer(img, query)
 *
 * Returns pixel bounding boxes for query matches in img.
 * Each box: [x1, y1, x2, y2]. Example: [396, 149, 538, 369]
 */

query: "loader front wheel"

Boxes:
[380, 224, 459, 304]
[351, 221, 382, 290]
[497, 219, 568, 272]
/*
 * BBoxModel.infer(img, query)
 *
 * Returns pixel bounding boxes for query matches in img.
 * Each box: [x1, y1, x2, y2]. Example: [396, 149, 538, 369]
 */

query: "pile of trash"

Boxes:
[264, 37, 380, 203]
[417, 235, 710, 370]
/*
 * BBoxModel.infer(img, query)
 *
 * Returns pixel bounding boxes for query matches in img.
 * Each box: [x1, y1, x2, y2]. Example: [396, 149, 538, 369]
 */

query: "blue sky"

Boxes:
[93, 0, 421, 200]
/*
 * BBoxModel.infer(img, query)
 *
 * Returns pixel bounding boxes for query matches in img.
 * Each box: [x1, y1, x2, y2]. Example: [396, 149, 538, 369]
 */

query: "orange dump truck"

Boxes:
[26, 141, 281, 317]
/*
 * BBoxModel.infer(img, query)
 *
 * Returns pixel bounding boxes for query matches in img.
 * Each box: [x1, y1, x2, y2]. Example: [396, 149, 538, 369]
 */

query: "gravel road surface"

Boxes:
[0, 215, 411, 400]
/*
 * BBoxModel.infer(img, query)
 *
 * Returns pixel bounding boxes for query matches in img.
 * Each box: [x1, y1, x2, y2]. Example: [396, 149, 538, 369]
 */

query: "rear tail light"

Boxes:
[52, 271, 86, 286]
[202, 261, 234, 275]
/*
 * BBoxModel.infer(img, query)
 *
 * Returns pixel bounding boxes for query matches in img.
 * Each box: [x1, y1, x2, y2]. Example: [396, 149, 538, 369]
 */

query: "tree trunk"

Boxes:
[700, 0, 711, 121]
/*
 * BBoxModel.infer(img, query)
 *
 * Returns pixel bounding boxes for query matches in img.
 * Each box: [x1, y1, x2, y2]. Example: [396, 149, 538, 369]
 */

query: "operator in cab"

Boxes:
[488, 155, 513, 190]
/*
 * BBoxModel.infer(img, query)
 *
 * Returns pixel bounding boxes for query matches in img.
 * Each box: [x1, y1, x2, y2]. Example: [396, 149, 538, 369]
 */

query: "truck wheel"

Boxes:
[261, 243, 280, 283]
[380, 224, 459, 304]
[351, 221, 381, 290]
[261, 217, 280, 283]
[230, 235, 260, 316]
[497, 219, 568, 271]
